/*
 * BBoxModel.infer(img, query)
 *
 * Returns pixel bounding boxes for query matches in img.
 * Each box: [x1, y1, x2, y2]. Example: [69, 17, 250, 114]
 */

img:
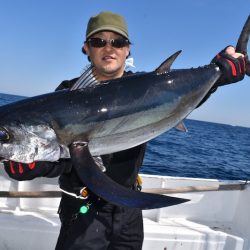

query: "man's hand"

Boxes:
[3, 161, 43, 180]
[212, 46, 246, 85]
[3, 159, 72, 181]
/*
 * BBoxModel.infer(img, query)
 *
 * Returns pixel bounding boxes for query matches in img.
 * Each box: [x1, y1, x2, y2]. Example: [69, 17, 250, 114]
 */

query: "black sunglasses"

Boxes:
[86, 37, 130, 48]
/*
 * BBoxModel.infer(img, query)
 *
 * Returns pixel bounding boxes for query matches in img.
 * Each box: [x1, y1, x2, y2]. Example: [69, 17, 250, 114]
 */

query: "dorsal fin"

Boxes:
[70, 65, 99, 90]
[155, 50, 182, 74]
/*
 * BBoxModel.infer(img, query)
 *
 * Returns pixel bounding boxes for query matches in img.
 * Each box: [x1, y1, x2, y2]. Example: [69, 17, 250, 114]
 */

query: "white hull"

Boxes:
[0, 167, 249, 250]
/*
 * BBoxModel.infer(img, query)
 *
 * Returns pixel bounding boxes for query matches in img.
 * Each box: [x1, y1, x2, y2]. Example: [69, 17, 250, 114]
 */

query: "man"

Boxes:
[3, 11, 246, 250]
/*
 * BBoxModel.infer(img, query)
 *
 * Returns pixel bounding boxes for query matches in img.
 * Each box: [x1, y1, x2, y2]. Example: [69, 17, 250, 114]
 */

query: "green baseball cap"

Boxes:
[85, 11, 129, 40]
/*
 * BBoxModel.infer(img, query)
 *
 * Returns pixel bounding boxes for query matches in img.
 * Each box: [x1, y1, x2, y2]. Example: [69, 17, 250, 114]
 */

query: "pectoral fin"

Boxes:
[69, 142, 189, 209]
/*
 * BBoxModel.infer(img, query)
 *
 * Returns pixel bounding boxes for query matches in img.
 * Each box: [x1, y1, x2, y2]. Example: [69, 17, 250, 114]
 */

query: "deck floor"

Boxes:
[0, 210, 248, 250]
[143, 218, 248, 250]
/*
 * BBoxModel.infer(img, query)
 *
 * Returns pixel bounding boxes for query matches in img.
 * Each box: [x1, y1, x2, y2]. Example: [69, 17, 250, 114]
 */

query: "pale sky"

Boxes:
[0, 0, 249, 127]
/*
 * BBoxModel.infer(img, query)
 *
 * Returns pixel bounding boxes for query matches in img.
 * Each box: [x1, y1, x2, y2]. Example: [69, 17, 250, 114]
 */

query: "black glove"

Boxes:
[212, 46, 246, 86]
[3, 159, 72, 181]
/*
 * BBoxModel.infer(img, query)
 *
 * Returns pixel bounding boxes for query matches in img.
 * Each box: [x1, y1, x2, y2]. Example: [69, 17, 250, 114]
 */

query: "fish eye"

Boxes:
[0, 127, 10, 142]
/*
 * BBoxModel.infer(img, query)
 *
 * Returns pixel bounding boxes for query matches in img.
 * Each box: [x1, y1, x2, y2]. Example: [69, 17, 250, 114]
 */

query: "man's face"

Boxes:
[83, 31, 130, 81]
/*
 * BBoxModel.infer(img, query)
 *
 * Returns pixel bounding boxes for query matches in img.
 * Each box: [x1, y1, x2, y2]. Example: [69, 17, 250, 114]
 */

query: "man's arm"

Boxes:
[197, 46, 246, 107]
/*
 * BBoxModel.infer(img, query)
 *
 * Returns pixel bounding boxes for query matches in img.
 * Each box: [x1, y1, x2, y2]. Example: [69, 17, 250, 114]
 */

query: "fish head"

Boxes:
[0, 123, 69, 163]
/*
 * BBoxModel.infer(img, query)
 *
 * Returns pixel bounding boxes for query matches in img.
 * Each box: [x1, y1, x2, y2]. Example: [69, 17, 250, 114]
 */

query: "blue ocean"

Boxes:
[1, 93, 250, 181]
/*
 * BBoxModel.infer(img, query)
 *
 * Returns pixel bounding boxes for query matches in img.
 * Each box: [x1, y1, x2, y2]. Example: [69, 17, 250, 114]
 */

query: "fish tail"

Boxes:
[236, 15, 250, 76]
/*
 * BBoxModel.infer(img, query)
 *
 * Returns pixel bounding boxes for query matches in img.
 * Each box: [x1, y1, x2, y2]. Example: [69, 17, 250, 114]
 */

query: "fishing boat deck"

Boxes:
[0, 209, 247, 250]
[143, 218, 246, 250]
[0, 169, 249, 250]
[142, 175, 250, 250]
